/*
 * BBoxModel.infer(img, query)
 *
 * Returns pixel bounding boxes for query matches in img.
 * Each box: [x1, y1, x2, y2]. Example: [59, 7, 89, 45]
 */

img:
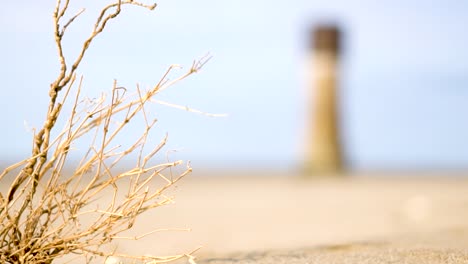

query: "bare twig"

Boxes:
[0, 1, 209, 263]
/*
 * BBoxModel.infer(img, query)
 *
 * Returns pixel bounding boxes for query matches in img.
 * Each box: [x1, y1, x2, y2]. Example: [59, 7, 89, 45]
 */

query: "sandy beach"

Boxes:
[3, 171, 468, 263]
[116, 171, 468, 263]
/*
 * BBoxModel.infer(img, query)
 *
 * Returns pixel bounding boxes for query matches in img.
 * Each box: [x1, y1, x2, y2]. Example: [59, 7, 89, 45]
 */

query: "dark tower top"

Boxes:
[312, 26, 341, 54]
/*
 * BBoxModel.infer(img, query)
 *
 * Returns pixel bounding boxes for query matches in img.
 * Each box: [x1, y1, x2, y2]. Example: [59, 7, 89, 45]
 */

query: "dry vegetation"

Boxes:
[0, 0, 208, 263]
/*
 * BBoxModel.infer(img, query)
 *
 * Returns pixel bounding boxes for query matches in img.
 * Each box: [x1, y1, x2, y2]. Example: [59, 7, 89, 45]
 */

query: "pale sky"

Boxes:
[1, 1, 468, 170]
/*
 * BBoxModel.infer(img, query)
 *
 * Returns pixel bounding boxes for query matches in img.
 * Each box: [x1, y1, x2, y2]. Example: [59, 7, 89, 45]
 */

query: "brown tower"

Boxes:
[304, 25, 343, 174]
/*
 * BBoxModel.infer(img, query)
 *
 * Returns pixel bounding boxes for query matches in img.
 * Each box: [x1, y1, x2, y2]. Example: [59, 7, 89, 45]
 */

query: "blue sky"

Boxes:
[1, 1, 468, 170]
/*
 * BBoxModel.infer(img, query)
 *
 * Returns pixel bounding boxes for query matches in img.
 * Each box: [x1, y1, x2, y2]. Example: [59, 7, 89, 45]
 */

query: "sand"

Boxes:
[198, 244, 468, 264]
[3, 171, 468, 263]
[157, 172, 468, 264]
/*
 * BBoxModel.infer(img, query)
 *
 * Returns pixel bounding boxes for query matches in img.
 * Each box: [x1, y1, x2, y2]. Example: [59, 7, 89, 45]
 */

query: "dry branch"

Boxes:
[0, 1, 209, 263]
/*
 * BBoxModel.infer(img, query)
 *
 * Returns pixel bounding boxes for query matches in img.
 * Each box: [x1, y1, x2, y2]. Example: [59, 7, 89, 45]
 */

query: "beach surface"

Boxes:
[125, 171, 468, 263]
[3, 171, 468, 263]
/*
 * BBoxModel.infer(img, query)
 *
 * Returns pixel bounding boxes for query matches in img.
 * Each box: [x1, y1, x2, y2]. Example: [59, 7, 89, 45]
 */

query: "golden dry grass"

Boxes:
[0, 1, 209, 263]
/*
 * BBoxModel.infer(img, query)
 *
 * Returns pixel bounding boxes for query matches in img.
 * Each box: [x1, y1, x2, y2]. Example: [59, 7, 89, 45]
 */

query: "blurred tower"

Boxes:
[304, 25, 343, 174]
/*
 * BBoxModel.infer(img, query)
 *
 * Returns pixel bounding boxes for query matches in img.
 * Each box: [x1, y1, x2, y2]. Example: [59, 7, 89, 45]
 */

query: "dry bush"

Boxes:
[0, 0, 210, 263]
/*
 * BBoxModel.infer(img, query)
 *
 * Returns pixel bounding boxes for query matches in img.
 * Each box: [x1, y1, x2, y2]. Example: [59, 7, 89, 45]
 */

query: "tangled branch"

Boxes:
[0, 1, 209, 263]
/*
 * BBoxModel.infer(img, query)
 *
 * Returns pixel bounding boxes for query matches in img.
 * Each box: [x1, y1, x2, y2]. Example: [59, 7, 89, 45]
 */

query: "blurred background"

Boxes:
[2, 2, 468, 259]
[1, 0, 468, 173]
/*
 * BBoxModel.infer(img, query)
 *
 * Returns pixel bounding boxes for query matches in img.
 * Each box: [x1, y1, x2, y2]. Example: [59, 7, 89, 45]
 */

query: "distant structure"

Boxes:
[304, 25, 343, 174]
